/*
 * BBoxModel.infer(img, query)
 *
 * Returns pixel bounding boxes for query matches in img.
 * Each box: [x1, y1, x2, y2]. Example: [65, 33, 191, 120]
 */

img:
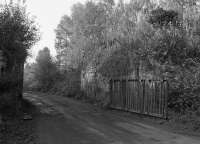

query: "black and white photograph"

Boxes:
[0, 0, 200, 143]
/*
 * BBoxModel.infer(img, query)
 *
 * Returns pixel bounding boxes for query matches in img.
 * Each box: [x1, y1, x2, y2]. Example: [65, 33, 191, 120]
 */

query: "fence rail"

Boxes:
[109, 79, 168, 119]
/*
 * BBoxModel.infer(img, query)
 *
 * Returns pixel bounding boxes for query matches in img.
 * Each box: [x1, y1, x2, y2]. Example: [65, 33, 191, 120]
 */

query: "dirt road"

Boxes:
[24, 93, 200, 144]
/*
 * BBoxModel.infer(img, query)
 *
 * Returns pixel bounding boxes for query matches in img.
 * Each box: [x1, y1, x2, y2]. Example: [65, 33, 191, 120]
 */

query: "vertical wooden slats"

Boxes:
[164, 80, 168, 119]
[110, 79, 168, 119]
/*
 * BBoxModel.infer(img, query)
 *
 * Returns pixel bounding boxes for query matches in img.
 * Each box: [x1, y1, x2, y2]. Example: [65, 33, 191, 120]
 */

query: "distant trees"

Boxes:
[25, 46, 80, 97]
[24, 63, 37, 91]
[34, 47, 58, 91]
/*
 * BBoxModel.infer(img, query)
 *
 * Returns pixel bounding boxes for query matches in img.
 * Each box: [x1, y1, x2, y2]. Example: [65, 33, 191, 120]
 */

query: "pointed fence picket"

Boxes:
[109, 79, 168, 119]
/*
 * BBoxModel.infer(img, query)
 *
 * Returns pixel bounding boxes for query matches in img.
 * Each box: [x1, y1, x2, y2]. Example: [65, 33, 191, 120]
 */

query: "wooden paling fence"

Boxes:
[109, 79, 168, 119]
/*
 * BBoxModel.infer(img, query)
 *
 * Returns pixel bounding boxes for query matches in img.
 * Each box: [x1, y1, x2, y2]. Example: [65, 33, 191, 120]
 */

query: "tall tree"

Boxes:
[34, 47, 57, 91]
[0, 3, 39, 71]
[0, 2, 39, 105]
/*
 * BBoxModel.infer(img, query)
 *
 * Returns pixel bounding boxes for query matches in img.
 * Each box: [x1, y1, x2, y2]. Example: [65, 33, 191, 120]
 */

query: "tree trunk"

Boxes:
[135, 59, 140, 80]
[18, 62, 24, 100]
[13, 62, 24, 111]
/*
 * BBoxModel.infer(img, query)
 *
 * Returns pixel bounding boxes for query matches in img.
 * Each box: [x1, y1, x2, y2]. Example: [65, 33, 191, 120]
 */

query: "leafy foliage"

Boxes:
[50, 68, 81, 97]
[146, 2, 200, 113]
[0, 3, 39, 70]
[148, 8, 179, 27]
[34, 47, 59, 91]
[0, 2, 39, 111]
[52, 0, 200, 112]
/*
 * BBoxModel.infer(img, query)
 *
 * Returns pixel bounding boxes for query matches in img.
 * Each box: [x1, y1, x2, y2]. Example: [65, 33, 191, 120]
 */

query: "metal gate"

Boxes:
[109, 79, 168, 119]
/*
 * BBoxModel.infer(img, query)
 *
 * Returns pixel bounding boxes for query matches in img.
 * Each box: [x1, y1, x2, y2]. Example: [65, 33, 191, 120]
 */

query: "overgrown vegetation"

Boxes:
[24, 47, 81, 98]
[25, 0, 200, 117]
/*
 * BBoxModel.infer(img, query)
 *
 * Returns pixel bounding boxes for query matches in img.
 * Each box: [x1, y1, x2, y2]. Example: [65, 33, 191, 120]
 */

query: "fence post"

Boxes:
[123, 79, 127, 109]
[109, 79, 113, 106]
[164, 80, 169, 119]
[142, 80, 145, 114]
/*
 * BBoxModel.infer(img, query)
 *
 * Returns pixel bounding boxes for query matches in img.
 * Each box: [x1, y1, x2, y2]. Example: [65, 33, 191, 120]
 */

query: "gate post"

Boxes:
[122, 79, 126, 109]
[142, 80, 145, 114]
[164, 80, 169, 119]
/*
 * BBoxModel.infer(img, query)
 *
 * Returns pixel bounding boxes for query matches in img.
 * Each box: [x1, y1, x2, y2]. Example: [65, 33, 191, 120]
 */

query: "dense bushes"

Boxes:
[145, 6, 200, 114]
[169, 89, 200, 113]
[168, 70, 200, 113]
[24, 55, 82, 98]
[50, 69, 81, 97]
